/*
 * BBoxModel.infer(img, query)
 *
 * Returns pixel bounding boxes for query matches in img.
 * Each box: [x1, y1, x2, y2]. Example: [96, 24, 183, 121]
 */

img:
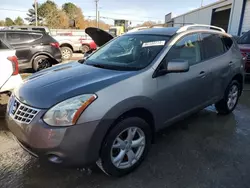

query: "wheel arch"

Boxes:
[232, 73, 244, 95]
[106, 107, 155, 140]
[60, 43, 73, 51]
[31, 52, 54, 67]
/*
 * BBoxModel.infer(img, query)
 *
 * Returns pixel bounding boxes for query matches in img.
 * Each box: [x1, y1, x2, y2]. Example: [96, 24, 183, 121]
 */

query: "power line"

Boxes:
[0, 8, 27, 12]
[0, 7, 162, 22]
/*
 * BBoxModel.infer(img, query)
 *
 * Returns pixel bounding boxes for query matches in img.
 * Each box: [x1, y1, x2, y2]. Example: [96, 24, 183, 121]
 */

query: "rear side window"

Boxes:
[31, 33, 43, 40]
[6, 33, 32, 44]
[221, 36, 233, 50]
[0, 33, 5, 39]
[0, 40, 9, 49]
[201, 33, 225, 60]
[238, 32, 250, 44]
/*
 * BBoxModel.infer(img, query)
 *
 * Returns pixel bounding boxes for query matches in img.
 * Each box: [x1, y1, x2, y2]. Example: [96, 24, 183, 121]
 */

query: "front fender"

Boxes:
[85, 96, 159, 161]
[102, 96, 157, 122]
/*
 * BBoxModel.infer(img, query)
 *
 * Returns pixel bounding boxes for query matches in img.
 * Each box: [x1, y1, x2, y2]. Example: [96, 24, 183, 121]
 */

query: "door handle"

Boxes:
[198, 71, 206, 78]
[229, 61, 234, 66]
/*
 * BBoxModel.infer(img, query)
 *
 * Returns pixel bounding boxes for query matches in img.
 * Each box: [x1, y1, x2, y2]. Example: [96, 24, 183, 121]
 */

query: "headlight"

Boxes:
[43, 94, 97, 126]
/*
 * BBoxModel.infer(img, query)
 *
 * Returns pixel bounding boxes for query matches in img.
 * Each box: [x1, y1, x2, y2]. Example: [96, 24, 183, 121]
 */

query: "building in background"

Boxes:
[165, 0, 250, 36]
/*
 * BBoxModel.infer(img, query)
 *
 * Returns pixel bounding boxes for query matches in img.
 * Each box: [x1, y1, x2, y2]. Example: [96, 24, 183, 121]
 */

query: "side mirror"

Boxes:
[154, 59, 189, 78]
[167, 60, 189, 73]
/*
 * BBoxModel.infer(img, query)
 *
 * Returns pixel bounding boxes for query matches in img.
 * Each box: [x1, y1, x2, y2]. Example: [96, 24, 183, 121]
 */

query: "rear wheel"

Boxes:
[215, 80, 240, 115]
[61, 46, 73, 60]
[97, 117, 152, 177]
[33, 55, 51, 72]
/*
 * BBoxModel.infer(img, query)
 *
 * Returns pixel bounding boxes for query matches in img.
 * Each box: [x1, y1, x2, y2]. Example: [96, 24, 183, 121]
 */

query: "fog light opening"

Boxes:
[48, 154, 63, 164]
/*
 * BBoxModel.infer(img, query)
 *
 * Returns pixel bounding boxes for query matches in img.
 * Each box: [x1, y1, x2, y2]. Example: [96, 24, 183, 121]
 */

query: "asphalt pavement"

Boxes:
[1, 81, 250, 188]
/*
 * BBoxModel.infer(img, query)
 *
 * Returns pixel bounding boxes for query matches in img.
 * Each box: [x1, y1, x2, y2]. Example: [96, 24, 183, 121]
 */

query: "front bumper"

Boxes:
[6, 107, 103, 166]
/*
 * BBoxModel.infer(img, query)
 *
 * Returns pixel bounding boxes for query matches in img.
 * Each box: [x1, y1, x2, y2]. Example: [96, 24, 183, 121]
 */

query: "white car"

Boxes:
[0, 39, 23, 95]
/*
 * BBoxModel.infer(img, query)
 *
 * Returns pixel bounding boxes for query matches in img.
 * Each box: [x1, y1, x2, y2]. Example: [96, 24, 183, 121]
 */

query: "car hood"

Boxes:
[85, 27, 114, 47]
[15, 62, 136, 108]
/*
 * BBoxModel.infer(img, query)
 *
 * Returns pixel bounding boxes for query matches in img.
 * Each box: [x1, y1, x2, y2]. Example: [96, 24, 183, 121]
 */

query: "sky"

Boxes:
[0, 0, 218, 26]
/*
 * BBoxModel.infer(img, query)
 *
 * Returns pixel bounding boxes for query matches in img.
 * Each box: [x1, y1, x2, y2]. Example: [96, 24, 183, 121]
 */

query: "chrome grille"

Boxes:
[9, 97, 40, 124]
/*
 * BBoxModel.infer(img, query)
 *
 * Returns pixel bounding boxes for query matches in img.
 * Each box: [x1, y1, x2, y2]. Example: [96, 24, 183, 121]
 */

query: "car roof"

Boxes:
[10, 25, 48, 28]
[125, 27, 180, 36]
[124, 27, 230, 37]
[0, 30, 44, 33]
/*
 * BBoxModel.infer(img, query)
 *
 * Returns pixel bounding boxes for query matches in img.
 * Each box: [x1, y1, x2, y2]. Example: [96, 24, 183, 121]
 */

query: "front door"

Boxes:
[155, 33, 213, 125]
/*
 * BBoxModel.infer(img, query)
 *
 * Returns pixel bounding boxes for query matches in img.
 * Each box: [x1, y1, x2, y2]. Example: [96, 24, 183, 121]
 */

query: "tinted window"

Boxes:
[6, 33, 32, 44]
[0, 40, 9, 49]
[31, 33, 43, 40]
[165, 34, 201, 66]
[238, 31, 250, 44]
[0, 33, 5, 39]
[201, 33, 225, 60]
[221, 36, 233, 50]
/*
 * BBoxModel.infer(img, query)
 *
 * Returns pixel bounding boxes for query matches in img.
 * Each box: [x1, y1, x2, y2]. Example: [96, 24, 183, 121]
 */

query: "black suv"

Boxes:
[0, 30, 62, 71]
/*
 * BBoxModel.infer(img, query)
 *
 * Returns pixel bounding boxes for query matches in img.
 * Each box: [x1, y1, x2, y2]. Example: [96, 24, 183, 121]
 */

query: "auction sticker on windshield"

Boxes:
[142, 41, 165, 47]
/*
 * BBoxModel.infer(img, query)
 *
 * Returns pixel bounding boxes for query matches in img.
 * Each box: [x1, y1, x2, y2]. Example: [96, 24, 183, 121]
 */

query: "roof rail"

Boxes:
[177, 24, 226, 33]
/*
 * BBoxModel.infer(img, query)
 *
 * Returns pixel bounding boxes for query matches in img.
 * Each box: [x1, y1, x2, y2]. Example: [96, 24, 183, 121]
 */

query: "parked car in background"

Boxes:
[0, 39, 22, 95]
[237, 30, 250, 73]
[8, 25, 51, 35]
[0, 30, 62, 71]
[6, 25, 244, 177]
[53, 35, 83, 60]
[79, 37, 97, 53]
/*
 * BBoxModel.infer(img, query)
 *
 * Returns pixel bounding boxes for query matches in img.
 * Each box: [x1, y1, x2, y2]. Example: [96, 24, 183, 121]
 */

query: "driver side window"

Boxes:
[164, 34, 201, 67]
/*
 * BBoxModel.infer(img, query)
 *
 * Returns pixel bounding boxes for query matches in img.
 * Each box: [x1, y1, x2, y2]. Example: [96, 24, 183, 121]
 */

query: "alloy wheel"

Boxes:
[227, 84, 239, 110]
[110, 127, 145, 169]
[62, 49, 71, 59]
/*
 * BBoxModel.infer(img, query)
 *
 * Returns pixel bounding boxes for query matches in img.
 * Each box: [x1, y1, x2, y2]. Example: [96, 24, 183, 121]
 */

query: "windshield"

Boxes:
[109, 28, 117, 36]
[85, 34, 170, 70]
[238, 32, 250, 44]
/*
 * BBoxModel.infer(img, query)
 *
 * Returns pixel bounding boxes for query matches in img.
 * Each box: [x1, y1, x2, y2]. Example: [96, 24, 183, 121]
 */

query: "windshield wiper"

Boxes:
[86, 62, 141, 71]
[88, 63, 109, 69]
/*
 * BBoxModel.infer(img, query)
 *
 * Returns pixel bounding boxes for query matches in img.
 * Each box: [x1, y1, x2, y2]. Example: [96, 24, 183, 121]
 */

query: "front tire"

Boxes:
[215, 80, 240, 115]
[97, 117, 152, 177]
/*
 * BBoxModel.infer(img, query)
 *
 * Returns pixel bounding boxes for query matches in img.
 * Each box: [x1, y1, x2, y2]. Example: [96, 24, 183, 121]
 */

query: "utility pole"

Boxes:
[35, 0, 38, 26]
[98, 11, 100, 28]
[200, 0, 204, 7]
[95, 0, 99, 27]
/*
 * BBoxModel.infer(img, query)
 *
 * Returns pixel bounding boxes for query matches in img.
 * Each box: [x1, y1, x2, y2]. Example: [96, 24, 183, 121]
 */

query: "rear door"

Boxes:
[6, 32, 33, 64]
[200, 33, 232, 99]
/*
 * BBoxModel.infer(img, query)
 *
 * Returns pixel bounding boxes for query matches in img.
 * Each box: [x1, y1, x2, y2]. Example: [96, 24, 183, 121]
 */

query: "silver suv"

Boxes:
[6, 25, 244, 177]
